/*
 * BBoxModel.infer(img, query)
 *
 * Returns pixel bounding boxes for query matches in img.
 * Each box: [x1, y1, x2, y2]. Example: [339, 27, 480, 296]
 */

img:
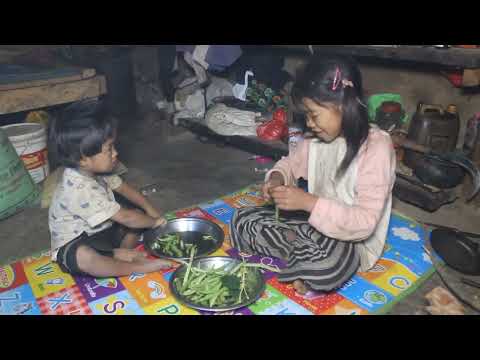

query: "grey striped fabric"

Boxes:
[230, 207, 360, 292]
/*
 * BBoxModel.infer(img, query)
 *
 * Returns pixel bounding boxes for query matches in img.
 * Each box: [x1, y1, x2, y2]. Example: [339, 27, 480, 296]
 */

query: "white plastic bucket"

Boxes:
[1, 123, 49, 184]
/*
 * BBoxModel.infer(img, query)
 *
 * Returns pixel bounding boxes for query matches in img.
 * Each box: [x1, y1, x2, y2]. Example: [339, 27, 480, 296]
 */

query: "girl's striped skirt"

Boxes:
[230, 206, 360, 292]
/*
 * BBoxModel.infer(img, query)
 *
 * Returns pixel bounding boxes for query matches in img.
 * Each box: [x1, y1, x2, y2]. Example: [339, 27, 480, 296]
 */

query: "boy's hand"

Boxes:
[114, 182, 164, 221]
[112, 208, 167, 230]
[152, 217, 168, 228]
[145, 207, 163, 219]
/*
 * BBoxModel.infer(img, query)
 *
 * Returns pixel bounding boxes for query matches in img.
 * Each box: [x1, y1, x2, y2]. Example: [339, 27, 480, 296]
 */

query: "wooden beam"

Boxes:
[0, 75, 107, 115]
[270, 45, 480, 69]
[0, 68, 97, 91]
[462, 69, 480, 87]
[0, 49, 23, 63]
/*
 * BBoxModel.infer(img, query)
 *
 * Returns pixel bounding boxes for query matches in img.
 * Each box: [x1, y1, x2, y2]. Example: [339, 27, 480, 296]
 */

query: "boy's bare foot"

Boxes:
[75, 245, 173, 278]
[293, 280, 309, 295]
[135, 258, 174, 273]
[113, 248, 147, 263]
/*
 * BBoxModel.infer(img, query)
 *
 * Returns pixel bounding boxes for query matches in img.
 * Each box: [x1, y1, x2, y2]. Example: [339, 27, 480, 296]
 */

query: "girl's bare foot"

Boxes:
[293, 280, 309, 295]
[113, 248, 147, 263]
[285, 230, 296, 242]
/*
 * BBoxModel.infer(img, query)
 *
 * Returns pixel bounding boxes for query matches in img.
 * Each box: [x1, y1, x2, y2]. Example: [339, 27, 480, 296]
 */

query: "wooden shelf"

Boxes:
[0, 75, 107, 115]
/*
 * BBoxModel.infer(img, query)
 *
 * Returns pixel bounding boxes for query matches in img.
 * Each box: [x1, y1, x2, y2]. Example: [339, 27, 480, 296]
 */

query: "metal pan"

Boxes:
[143, 217, 224, 261]
[169, 256, 266, 312]
[430, 229, 480, 276]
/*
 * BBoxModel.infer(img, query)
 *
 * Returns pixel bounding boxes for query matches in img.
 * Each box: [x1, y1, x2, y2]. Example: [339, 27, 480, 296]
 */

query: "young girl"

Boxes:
[230, 57, 396, 294]
[48, 100, 172, 278]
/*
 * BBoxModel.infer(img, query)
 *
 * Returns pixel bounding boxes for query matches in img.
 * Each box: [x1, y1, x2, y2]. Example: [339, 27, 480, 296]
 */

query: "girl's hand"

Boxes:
[262, 182, 278, 201]
[270, 186, 318, 212]
[262, 174, 284, 201]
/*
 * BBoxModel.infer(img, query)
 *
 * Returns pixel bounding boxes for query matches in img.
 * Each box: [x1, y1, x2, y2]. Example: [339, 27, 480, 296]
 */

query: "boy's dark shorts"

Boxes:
[55, 224, 128, 276]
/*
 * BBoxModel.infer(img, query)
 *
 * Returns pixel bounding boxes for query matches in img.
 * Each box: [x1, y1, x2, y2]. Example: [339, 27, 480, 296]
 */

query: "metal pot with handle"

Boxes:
[414, 154, 465, 189]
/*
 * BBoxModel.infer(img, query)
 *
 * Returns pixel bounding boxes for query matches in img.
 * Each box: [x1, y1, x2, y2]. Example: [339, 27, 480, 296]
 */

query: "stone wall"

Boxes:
[284, 56, 480, 147]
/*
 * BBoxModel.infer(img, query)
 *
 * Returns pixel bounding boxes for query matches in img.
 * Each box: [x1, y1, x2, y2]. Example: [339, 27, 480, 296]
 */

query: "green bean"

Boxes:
[203, 281, 221, 294]
[231, 264, 242, 274]
[182, 246, 196, 287]
[171, 246, 183, 257]
[174, 278, 184, 293]
[242, 262, 281, 273]
[190, 273, 207, 287]
[268, 203, 290, 230]
[205, 277, 222, 285]
[217, 295, 225, 305]
[237, 259, 247, 303]
[183, 289, 196, 296]
[197, 294, 213, 303]
[209, 294, 219, 307]
[209, 282, 223, 294]
[209, 287, 228, 307]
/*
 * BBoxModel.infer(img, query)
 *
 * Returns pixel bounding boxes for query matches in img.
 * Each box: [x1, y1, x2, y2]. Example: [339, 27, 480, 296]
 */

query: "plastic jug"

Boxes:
[404, 103, 460, 169]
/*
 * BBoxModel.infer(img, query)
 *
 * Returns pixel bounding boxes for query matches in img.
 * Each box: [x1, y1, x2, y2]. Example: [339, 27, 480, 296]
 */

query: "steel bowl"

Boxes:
[143, 217, 224, 260]
[169, 256, 266, 312]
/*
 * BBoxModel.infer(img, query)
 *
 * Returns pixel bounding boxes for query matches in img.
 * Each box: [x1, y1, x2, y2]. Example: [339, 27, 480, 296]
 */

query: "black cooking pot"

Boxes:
[375, 101, 404, 131]
[431, 229, 480, 276]
[414, 155, 465, 189]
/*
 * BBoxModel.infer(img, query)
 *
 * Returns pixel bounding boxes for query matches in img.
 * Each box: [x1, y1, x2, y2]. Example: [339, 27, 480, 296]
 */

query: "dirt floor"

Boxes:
[1, 112, 479, 315]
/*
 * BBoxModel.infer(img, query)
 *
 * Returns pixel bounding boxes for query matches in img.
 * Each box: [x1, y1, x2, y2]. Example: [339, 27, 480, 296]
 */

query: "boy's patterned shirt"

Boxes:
[48, 168, 123, 260]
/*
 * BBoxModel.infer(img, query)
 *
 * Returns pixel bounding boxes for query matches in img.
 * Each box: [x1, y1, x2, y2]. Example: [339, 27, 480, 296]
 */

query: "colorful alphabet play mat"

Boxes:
[0, 184, 437, 315]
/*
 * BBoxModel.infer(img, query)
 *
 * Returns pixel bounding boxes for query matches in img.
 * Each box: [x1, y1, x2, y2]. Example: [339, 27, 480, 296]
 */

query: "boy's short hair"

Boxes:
[49, 100, 117, 168]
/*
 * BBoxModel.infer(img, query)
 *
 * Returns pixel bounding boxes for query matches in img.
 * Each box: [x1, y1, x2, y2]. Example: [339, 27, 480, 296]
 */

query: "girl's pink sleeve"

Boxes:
[308, 133, 396, 241]
[265, 139, 310, 186]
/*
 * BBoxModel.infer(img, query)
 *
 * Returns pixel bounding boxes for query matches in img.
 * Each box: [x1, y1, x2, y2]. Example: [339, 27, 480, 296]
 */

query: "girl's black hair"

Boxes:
[291, 56, 370, 179]
[48, 99, 117, 168]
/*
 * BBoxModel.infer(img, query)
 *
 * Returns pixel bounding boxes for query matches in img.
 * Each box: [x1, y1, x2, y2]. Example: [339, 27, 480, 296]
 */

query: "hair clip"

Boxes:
[332, 67, 341, 91]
